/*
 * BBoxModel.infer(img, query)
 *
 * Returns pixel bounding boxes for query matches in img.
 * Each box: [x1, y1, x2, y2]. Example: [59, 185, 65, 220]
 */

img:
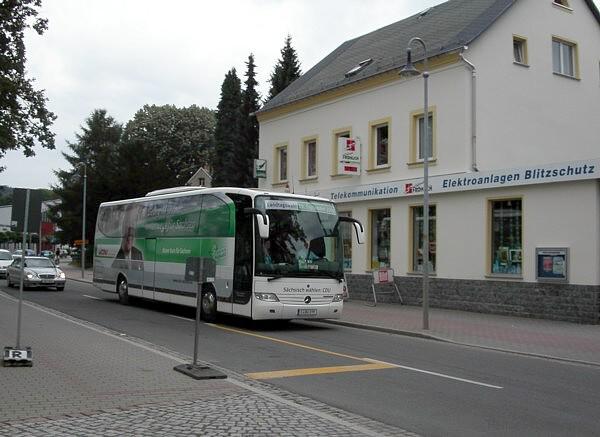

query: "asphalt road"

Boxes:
[3, 280, 600, 437]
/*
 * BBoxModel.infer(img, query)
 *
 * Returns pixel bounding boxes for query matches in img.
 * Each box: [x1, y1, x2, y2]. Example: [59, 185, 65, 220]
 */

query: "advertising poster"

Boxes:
[536, 247, 568, 282]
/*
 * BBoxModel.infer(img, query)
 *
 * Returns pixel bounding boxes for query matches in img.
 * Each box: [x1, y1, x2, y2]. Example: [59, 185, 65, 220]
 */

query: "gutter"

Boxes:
[459, 47, 478, 172]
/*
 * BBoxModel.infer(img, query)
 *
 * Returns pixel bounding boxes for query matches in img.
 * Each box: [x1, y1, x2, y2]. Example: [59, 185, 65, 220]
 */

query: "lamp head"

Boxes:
[399, 47, 421, 77]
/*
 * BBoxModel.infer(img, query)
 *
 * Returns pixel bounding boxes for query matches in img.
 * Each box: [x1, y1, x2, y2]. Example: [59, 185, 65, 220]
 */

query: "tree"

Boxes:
[0, 0, 56, 171]
[118, 104, 215, 198]
[212, 68, 243, 187]
[267, 35, 302, 101]
[240, 54, 260, 188]
[51, 109, 122, 244]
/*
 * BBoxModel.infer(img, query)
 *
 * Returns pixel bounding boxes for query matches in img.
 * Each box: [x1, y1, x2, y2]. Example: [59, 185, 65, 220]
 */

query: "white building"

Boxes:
[257, 0, 600, 322]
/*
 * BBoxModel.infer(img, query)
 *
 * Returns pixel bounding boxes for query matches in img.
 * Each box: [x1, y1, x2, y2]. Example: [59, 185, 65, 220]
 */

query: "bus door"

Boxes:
[143, 238, 157, 300]
[228, 194, 253, 317]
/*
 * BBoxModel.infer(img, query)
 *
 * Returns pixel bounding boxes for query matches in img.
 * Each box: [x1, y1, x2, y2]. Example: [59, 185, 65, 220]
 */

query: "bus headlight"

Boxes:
[255, 292, 279, 302]
[332, 294, 344, 302]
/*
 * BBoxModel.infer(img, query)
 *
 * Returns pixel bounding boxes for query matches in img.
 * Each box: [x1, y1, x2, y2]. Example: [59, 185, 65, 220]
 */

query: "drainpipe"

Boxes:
[459, 47, 478, 172]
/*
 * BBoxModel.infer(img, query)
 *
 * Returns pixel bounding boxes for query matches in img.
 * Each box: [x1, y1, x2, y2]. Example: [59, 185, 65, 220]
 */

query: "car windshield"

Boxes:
[254, 196, 343, 279]
[24, 258, 54, 268]
[0, 252, 12, 260]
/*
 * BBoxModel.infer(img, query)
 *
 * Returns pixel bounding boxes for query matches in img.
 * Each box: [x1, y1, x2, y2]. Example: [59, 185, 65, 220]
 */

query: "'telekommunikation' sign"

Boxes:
[310, 158, 599, 202]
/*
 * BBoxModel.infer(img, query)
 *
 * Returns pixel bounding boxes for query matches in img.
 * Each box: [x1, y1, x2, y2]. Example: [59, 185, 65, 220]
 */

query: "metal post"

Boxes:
[422, 67, 430, 331]
[16, 190, 30, 349]
[402, 37, 430, 330]
[81, 164, 87, 279]
[193, 283, 202, 366]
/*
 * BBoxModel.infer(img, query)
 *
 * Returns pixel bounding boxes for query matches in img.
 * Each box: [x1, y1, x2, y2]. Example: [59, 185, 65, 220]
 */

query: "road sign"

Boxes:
[254, 159, 267, 179]
[11, 189, 43, 232]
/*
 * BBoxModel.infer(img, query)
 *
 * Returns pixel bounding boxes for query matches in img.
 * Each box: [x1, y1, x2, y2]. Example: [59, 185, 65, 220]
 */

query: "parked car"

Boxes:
[12, 249, 36, 258]
[0, 249, 13, 279]
[6, 256, 66, 291]
[40, 250, 55, 259]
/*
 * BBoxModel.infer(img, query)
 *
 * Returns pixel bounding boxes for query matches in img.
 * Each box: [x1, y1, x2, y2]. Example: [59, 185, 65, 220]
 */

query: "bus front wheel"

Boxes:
[200, 289, 217, 322]
[117, 276, 130, 305]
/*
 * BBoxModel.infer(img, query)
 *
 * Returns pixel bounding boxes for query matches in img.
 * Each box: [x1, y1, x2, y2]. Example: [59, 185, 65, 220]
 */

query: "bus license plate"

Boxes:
[298, 308, 317, 317]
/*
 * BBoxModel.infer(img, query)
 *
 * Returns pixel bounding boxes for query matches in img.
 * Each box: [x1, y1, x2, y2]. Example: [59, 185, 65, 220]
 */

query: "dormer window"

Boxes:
[553, 0, 571, 9]
[345, 58, 373, 78]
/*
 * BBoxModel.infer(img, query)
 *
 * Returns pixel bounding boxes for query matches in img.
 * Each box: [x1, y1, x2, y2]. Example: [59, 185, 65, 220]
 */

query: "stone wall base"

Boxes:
[345, 274, 600, 324]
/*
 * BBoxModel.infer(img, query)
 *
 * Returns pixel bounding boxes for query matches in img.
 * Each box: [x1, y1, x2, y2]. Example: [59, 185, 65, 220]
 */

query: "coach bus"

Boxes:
[93, 187, 364, 321]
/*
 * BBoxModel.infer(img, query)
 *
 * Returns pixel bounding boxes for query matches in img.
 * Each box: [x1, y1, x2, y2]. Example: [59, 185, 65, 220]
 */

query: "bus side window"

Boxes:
[199, 195, 230, 237]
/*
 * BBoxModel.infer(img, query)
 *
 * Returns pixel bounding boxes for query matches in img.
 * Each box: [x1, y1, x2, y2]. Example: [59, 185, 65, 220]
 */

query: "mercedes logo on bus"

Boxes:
[304, 296, 311, 304]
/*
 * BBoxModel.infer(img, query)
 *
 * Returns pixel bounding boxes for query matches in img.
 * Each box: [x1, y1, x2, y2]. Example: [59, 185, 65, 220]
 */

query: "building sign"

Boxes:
[536, 247, 568, 282]
[337, 137, 361, 175]
[254, 159, 267, 179]
[311, 158, 599, 202]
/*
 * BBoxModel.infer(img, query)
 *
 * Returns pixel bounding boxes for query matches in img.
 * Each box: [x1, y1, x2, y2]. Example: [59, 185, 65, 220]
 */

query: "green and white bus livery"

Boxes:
[93, 187, 364, 321]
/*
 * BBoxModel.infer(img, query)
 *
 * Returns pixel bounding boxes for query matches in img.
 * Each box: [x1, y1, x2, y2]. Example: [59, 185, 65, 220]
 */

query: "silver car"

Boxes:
[6, 256, 66, 291]
[0, 249, 12, 278]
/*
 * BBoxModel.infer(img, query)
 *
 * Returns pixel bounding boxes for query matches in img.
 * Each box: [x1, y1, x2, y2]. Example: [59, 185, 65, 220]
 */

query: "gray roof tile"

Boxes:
[260, 0, 516, 113]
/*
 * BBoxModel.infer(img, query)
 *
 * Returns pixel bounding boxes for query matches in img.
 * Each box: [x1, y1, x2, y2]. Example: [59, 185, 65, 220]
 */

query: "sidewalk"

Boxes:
[61, 263, 600, 366]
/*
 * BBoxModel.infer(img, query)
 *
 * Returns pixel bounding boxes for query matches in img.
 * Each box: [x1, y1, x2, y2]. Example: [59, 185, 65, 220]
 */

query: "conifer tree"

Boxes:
[267, 35, 302, 101]
[240, 54, 260, 187]
[212, 68, 243, 186]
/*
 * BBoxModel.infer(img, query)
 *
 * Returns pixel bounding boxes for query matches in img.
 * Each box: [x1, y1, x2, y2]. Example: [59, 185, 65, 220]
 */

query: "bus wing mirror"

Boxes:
[338, 216, 365, 244]
[244, 207, 270, 239]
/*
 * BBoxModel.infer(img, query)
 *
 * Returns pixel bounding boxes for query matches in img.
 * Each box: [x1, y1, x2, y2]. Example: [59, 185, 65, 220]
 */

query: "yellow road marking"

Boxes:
[209, 323, 363, 361]
[246, 362, 397, 380]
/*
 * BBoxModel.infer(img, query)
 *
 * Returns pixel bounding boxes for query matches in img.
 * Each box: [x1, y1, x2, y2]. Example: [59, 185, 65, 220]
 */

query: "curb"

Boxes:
[320, 319, 600, 368]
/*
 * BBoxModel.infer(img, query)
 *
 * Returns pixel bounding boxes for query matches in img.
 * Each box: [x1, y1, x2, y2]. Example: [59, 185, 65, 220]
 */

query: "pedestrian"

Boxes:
[55, 247, 61, 265]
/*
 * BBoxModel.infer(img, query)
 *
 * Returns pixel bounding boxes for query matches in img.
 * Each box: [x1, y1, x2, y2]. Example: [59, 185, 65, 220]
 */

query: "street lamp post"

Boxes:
[400, 37, 430, 330]
[81, 163, 87, 279]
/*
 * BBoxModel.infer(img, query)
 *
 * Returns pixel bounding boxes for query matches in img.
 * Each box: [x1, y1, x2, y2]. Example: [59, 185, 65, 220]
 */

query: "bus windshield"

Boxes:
[254, 196, 343, 280]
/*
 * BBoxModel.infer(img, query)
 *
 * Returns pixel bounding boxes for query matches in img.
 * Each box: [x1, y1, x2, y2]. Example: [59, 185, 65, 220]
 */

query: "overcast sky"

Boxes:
[2, 0, 598, 190]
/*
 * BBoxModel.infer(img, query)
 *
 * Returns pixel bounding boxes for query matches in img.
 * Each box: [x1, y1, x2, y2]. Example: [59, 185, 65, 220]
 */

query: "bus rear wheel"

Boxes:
[117, 277, 130, 305]
[200, 289, 217, 322]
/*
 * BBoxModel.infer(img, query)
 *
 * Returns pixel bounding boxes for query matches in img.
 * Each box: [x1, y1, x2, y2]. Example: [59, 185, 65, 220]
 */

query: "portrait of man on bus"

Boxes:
[112, 204, 143, 271]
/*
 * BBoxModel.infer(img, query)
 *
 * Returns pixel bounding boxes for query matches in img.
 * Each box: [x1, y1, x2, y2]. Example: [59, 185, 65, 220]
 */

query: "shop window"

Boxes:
[490, 199, 522, 275]
[369, 120, 390, 169]
[410, 205, 436, 273]
[331, 128, 351, 175]
[274, 144, 288, 183]
[409, 108, 436, 164]
[513, 36, 528, 65]
[552, 37, 578, 78]
[370, 209, 391, 269]
[302, 138, 318, 178]
[339, 211, 353, 271]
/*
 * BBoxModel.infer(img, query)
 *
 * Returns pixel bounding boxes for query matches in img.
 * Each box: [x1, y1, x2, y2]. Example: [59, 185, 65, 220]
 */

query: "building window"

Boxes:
[274, 144, 288, 183]
[370, 209, 390, 269]
[331, 128, 351, 175]
[302, 138, 317, 178]
[339, 211, 353, 271]
[411, 205, 436, 273]
[552, 38, 578, 78]
[199, 177, 205, 186]
[490, 199, 522, 275]
[368, 119, 390, 169]
[410, 108, 436, 164]
[513, 36, 528, 65]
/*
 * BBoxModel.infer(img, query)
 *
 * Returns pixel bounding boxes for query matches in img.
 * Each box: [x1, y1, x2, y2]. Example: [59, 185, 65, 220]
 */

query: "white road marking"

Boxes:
[83, 294, 103, 300]
[168, 314, 194, 321]
[363, 358, 503, 389]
